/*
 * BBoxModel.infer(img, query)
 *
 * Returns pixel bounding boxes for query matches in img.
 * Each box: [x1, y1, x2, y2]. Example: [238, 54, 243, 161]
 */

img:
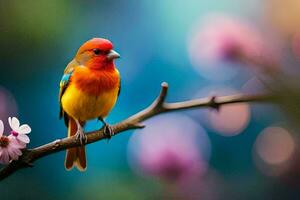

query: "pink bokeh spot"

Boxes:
[188, 14, 279, 74]
[253, 126, 296, 177]
[189, 15, 265, 62]
[255, 127, 295, 165]
[208, 103, 250, 136]
[195, 87, 251, 136]
[128, 114, 211, 184]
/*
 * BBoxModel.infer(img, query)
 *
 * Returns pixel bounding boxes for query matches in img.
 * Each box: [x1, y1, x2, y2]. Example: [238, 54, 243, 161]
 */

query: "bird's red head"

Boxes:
[75, 38, 120, 70]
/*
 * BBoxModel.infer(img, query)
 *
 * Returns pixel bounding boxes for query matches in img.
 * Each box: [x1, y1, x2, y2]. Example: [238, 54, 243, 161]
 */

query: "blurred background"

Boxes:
[1, 0, 300, 199]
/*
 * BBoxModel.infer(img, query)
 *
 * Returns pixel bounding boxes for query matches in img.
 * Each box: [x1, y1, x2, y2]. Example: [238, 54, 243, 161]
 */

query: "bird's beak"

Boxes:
[107, 50, 120, 61]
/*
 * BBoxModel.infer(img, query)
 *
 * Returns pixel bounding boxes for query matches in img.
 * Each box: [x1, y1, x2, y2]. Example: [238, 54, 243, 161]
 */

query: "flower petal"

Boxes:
[9, 117, 20, 132]
[0, 120, 3, 136]
[0, 150, 10, 164]
[7, 148, 17, 160]
[9, 136, 26, 148]
[18, 141, 26, 149]
[17, 134, 30, 144]
[7, 147, 22, 160]
[18, 124, 31, 134]
[8, 117, 12, 129]
[6, 137, 24, 161]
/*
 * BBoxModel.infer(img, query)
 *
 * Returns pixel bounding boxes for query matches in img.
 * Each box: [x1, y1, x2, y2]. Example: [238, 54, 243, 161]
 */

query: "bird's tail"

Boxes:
[65, 117, 87, 171]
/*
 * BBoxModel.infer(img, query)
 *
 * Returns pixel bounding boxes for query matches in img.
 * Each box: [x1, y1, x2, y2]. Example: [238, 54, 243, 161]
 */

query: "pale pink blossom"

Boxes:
[0, 120, 25, 164]
[8, 117, 31, 144]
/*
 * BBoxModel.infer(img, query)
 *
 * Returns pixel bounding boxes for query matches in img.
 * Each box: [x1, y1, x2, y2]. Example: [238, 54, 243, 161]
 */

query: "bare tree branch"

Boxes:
[0, 82, 273, 181]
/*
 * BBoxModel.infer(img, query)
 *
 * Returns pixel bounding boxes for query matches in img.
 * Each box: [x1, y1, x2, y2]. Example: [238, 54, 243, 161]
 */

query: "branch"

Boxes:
[0, 82, 273, 181]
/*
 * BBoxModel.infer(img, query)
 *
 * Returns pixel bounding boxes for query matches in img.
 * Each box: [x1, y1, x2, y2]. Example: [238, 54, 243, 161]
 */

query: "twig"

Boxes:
[0, 82, 273, 181]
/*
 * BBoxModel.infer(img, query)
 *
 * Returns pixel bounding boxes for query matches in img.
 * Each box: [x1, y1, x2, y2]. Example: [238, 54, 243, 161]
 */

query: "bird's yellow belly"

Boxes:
[61, 84, 119, 121]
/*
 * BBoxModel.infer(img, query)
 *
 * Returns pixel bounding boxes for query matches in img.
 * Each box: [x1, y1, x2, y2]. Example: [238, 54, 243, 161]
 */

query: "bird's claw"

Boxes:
[98, 117, 114, 139]
[103, 124, 114, 139]
[75, 127, 87, 145]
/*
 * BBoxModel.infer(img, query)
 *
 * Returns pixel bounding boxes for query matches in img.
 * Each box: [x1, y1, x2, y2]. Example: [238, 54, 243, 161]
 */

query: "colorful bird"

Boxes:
[59, 38, 121, 171]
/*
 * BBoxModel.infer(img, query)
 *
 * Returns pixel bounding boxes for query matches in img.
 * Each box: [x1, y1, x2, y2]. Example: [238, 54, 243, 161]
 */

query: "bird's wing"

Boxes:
[59, 59, 79, 125]
[118, 78, 121, 97]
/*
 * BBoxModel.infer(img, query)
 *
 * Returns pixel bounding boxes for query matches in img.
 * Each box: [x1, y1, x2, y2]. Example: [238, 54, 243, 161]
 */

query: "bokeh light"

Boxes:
[187, 14, 276, 81]
[208, 103, 250, 136]
[254, 126, 296, 176]
[194, 87, 251, 136]
[255, 126, 295, 165]
[127, 114, 211, 184]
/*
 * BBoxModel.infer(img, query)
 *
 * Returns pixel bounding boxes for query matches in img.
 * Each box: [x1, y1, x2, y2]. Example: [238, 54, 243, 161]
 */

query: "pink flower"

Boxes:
[0, 120, 25, 164]
[8, 117, 31, 144]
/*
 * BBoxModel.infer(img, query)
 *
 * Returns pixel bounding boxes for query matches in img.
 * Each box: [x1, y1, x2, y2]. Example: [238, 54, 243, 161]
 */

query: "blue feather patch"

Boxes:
[60, 72, 73, 87]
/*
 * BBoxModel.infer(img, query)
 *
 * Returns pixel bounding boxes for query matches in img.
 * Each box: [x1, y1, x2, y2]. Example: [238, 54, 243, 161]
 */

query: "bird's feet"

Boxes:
[98, 117, 114, 139]
[75, 121, 87, 145]
[103, 124, 114, 139]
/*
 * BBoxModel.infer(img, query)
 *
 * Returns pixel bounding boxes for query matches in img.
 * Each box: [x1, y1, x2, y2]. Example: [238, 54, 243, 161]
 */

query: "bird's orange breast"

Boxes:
[73, 66, 120, 96]
[61, 66, 120, 121]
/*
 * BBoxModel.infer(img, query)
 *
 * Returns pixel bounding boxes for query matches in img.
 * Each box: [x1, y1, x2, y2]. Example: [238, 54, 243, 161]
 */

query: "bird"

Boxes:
[59, 38, 121, 171]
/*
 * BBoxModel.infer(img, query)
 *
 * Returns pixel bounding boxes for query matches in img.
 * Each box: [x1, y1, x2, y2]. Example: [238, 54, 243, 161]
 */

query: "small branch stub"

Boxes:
[209, 96, 220, 111]
[153, 82, 169, 109]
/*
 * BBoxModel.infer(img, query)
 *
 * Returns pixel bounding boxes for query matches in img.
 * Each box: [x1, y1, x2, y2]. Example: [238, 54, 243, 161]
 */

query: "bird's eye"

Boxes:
[93, 49, 101, 55]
